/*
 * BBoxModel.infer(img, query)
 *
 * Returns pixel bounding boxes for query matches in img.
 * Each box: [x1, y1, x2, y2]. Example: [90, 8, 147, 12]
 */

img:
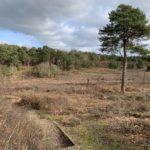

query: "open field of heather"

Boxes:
[0, 67, 150, 150]
[1, 1, 150, 150]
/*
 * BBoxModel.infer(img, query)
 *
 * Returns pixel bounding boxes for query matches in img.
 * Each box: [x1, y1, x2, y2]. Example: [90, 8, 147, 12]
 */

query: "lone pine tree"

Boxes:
[99, 4, 150, 93]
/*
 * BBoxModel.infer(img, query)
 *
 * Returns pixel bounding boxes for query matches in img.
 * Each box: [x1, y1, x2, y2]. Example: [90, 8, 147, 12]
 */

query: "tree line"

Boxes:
[0, 44, 102, 70]
[0, 43, 149, 71]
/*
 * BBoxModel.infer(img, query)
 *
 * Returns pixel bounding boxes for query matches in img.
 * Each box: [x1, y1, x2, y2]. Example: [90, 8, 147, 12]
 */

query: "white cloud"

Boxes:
[0, 0, 150, 51]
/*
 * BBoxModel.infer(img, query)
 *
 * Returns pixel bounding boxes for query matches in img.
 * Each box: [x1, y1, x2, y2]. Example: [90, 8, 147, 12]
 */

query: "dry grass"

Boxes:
[16, 91, 70, 115]
[0, 99, 42, 150]
[0, 67, 150, 150]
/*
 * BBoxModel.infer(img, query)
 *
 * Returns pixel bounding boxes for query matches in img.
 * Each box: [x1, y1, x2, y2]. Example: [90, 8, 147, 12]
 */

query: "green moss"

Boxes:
[69, 121, 142, 150]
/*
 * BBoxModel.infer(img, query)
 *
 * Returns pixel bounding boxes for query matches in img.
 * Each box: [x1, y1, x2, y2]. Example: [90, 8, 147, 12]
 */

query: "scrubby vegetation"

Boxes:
[0, 44, 149, 78]
[30, 63, 62, 78]
[0, 66, 150, 150]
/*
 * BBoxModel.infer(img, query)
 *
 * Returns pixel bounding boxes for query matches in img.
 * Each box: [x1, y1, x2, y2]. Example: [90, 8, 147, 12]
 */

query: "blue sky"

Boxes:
[0, 28, 42, 47]
[0, 0, 150, 51]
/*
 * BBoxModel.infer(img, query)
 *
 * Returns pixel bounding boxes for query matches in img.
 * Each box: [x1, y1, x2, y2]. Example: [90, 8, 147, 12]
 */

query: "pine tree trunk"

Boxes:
[121, 40, 127, 93]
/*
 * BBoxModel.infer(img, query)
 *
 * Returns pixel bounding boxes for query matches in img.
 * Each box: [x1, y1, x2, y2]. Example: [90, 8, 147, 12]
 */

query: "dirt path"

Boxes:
[24, 110, 79, 150]
[0, 94, 80, 150]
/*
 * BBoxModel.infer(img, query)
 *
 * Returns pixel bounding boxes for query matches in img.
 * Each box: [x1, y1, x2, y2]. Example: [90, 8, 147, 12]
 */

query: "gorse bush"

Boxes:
[31, 62, 62, 78]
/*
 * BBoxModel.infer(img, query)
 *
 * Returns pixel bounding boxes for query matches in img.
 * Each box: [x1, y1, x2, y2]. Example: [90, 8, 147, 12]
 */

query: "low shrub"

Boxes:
[31, 62, 62, 78]
[17, 92, 69, 115]
[0, 65, 16, 76]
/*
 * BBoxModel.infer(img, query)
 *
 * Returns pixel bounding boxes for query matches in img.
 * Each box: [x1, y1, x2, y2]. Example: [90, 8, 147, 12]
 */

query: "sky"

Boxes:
[0, 0, 150, 52]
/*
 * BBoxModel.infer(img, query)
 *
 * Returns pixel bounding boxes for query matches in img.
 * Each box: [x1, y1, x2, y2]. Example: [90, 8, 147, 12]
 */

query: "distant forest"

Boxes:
[0, 44, 149, 71]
